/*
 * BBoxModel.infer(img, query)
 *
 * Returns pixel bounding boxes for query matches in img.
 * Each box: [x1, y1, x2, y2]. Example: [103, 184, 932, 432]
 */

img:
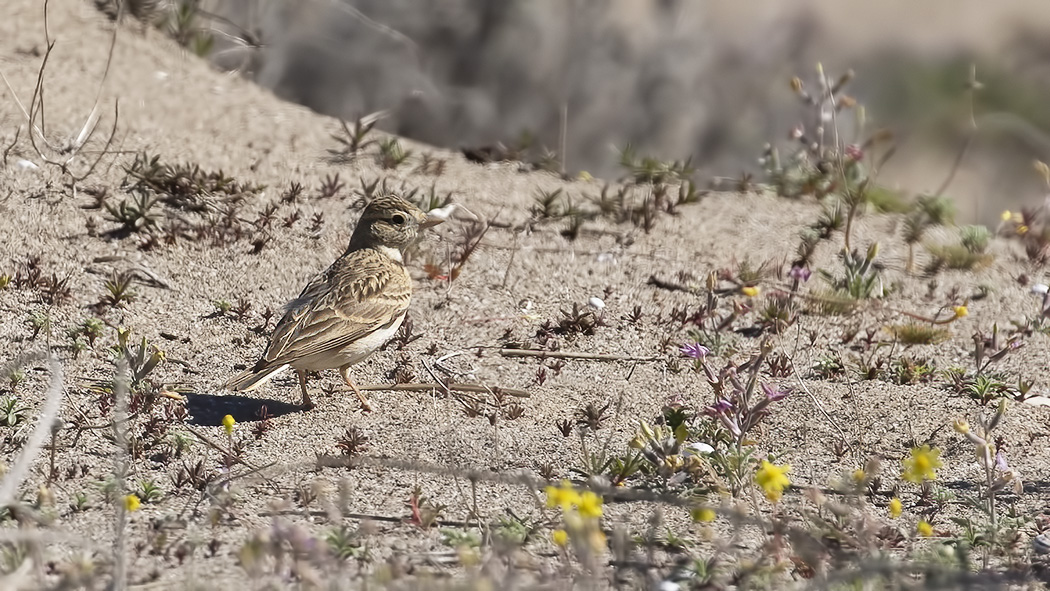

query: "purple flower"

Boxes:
[703, 398, 733, 416]
[845, 144, 864, 161]
[789, 265, 812, 282]
[680, 343, 710, 360]
[995, 450, 1008, 472]
[761, 383, 789, 401]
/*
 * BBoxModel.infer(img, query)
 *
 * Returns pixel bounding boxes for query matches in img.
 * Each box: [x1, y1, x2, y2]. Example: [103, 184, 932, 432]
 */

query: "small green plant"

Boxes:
[28, 310, 52, 340]
[377, 138, 411, 169]
[493, 514, 532, 545]
[925, 244, 993, 273]
[532, 188, 565, 219]
[212, 300, 232, 315]
[80, 317, 105, 346]
[818, 243, 886, 300]
[325, 526, 363, 560]
[7, 370, 26, 392]
[335, 427, 369, 458]
[69, 337, 89, 359]
[440, 529, 481, 549]
[925, 224, 994, 273]
[0, 396, 28, 427]
[813, 354, 846, 379]
[328, 114, 380, 162]
[962, 374, 1011, 405]
[138, 480, 163, 503]
[886, 322, 951, 345]
[70, 492, 90, 512]
[893, 356, 937, 385]
[97, 271, 137, 310]
[952, 402, 1024, 569]
[104, 193, 160, 234]
[960, 224, 991, 253]
[618, 143, 694, 184]
[318, 173, 345, 199]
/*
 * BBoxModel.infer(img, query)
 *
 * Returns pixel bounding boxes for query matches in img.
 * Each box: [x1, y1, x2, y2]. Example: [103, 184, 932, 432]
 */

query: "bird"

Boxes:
[225, 194, 442, 410]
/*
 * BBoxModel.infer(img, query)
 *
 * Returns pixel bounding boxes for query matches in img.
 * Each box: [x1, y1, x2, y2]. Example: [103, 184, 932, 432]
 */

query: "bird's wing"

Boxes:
[254, 250, 411, 369]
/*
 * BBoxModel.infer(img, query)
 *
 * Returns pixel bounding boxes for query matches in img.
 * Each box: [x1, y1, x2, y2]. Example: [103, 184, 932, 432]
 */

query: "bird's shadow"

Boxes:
[185, 392, 304, 426]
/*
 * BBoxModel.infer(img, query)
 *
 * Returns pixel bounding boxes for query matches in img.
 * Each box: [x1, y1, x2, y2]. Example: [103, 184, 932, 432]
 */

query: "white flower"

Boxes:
[587, 297, 605, 310]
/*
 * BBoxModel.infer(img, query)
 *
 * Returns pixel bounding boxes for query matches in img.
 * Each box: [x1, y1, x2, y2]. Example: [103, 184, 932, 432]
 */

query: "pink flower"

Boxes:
[761, 383, 789, 401]
[789, 265, 811, 282]
[680, 343, 710, 359]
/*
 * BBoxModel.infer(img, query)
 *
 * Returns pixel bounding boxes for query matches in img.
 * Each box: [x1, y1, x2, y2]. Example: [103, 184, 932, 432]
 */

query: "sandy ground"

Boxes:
[1, 1, 1050, 589]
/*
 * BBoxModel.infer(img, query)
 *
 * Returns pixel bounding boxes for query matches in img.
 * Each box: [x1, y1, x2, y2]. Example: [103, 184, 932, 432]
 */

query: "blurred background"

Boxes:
[169, 0, 1050, 223]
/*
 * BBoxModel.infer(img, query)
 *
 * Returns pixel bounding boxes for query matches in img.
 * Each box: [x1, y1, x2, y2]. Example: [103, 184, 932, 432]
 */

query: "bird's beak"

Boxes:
[420, 215, 445, 229]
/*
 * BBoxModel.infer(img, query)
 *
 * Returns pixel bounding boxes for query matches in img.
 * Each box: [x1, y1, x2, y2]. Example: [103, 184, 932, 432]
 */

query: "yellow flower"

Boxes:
[916, 520, 933, 537]
[691, 507, 716, 523]
[578, 491, 603, 518]
[545, 481, 581, 511]
[888, 497, 902, 519]
[952, 305, 968, 319]
[1001, 210, 1013, 222]
[901, 445, 942, 484]
[851, 469, 866, 483]
[222, 414, 236, 435]
[1018, 225, 1029, 235]
[551, 529, 568, 547]
[577, 171, 594, 181]
[952, 419, 969, 434]
[755, 460, 791, 502]
[124, 494, 141, 512]
[741, 286, 760, 297]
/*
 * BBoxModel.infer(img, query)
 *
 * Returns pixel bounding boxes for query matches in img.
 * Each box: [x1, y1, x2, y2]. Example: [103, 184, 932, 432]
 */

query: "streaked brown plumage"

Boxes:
[226, 194, 441, 409]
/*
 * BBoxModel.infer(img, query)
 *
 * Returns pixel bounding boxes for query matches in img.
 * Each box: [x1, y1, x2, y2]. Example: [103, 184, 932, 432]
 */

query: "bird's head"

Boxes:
[347, 194, 443, 257]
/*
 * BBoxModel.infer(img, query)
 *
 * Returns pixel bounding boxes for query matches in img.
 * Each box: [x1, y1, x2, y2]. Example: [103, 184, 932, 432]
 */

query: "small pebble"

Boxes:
[1034, 532, 1050, 555]
[687, 442, 715, 454]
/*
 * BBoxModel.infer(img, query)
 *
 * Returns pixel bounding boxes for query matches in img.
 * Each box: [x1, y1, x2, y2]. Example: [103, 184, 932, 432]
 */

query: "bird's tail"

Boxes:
[224, 363, 289, 392]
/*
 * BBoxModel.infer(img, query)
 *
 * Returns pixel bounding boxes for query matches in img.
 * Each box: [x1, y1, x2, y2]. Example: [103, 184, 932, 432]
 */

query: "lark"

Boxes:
[226, 195, 441, 410]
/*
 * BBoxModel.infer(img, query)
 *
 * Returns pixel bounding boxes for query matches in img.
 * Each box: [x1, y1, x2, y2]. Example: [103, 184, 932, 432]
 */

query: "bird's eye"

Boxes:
[390, 213, 406, 225]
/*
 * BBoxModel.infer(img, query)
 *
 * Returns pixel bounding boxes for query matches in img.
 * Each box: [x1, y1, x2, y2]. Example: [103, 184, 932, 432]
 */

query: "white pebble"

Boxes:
[15, 159, 38, 171]
[1034, 533, 1050, 555]
[1031, 283, 1049, 295]
[687, 442, 715, 454]
[588, 296, 605, 310]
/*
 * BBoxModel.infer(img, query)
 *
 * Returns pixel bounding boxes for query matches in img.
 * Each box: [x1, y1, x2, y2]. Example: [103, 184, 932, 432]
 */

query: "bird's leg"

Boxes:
[340, 366, 372, 412]
[297, 369, 315, 410]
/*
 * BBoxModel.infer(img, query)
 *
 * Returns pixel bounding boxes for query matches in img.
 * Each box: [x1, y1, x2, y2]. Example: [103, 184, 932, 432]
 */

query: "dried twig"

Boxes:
[499, 348, 661, 362]
[356, 382, 529, 398]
